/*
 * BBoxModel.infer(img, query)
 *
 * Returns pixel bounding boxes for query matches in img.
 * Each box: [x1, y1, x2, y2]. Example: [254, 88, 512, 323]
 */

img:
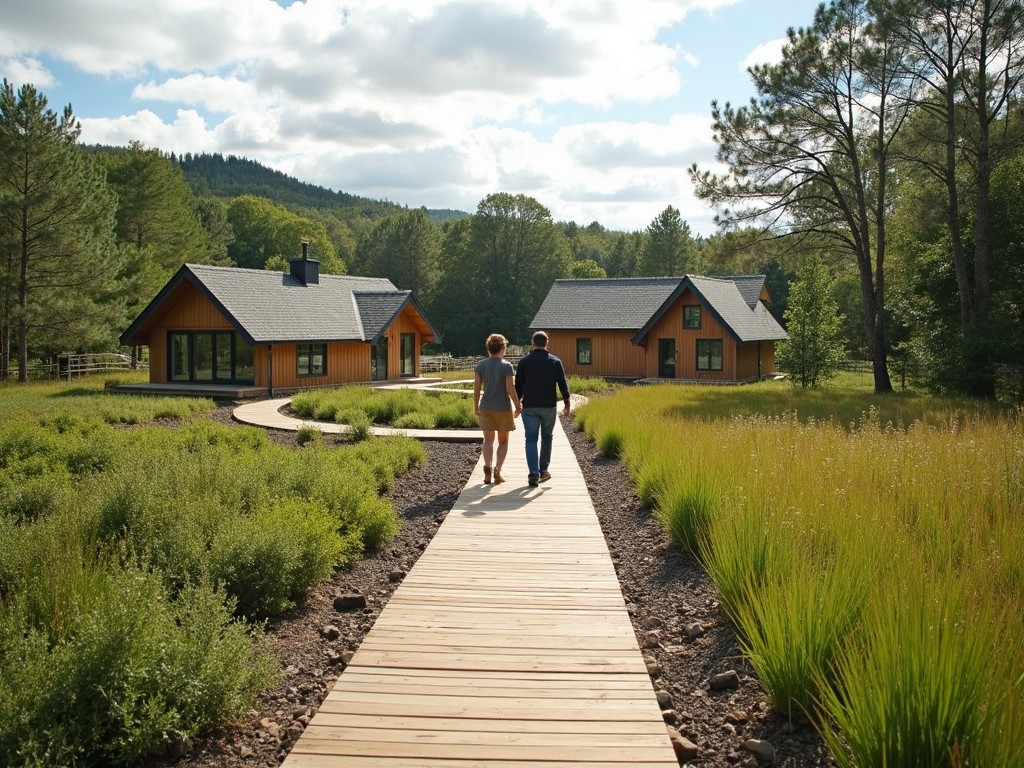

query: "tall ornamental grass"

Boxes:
[574, 379, 1023, 763]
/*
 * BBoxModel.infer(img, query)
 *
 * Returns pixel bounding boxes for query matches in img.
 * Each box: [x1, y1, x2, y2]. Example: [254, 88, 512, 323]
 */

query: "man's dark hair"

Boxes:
[532, 331, 549, 347]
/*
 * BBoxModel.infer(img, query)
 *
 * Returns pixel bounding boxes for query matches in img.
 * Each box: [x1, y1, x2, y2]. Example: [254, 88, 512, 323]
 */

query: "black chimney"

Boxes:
[289, 240, 320, 285]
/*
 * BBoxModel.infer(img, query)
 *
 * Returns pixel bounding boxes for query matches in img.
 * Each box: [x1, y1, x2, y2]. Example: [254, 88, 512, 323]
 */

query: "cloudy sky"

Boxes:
[2, 0, 822, 235]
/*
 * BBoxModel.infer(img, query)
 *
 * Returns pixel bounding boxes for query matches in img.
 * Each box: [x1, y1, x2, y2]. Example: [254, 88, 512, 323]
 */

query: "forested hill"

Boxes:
[174, 152, 468, 223]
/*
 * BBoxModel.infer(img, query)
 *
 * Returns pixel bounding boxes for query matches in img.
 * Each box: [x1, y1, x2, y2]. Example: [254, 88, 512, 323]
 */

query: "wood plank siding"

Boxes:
[254, 343, 372, 390]
[145, 285, 235, 384]
[141, 283, 430, 391]
[644, 288, 736, 381]
[548, 331, 646, 379]
[547, 288, 776, 382]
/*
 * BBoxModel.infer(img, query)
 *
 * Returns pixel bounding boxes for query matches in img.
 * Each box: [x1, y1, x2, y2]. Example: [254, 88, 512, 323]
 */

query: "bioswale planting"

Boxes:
[0, 376, 425, 766]
[574, 375, 1023, 767]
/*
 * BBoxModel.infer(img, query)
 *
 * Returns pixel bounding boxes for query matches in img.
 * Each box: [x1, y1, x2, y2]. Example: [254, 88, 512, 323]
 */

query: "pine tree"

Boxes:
[0, 81, 122, 381]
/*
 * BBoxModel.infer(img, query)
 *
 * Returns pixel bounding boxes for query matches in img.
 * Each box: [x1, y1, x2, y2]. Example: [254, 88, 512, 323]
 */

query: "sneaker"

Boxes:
[527, 474, 539, 487]
[483, 466, 492, 484]
[539, 471, 551, 482]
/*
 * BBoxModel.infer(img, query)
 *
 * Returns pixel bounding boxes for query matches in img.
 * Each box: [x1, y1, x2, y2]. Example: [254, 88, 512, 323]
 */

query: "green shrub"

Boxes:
[0, 568, 275, 766]
[296, 424, 323, 447]
[434, 399, 475, 428]
[393, 411, 435, 429]
[343, 410, 373, 441]
[209, 498, 352, 619]
[355, 495, 400, 551]
[0, 467, 76, 523]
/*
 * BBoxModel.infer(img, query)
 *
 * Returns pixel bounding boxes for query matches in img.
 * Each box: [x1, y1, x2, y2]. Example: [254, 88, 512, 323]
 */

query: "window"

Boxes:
[576, 337, 592, 365]
[696, 339, 723, 371]
[297, 343, 327, 377]
[167, 331, 253, 383]
[371, 338, 388, 381]
[684, 305, 702, 329]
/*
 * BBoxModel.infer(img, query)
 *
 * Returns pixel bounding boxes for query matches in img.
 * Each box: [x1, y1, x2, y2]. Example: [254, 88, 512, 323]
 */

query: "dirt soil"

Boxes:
[160, 403, 836, 767]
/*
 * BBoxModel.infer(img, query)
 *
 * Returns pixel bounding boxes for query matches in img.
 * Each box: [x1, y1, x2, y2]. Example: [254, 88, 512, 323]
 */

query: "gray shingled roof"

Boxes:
[712, 274, 767, 308]
[530, 275, 786, 344]
[184, 264, 399, 343]
[530, 278, 682, 330]
[684, 276, 787, 343]
[353, 291, 413, 343]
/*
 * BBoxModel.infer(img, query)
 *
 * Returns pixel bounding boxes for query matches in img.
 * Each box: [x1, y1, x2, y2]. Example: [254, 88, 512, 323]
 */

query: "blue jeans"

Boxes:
[521, 406, 556, 478]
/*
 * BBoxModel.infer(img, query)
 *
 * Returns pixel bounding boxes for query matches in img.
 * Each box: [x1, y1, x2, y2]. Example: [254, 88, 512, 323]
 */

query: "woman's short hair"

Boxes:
[486, 333, 507, 354]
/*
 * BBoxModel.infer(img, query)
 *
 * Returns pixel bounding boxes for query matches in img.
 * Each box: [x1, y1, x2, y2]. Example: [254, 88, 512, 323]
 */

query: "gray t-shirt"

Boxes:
[475, 357, 514, 412]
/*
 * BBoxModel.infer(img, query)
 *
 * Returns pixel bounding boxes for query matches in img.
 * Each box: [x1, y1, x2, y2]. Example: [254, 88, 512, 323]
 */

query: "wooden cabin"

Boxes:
[530, 275, 786, 383]
[119, 249, 441, 397]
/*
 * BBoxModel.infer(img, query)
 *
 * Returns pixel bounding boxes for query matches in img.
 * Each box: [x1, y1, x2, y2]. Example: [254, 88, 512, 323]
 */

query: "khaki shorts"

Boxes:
[477, 408, 516, 432]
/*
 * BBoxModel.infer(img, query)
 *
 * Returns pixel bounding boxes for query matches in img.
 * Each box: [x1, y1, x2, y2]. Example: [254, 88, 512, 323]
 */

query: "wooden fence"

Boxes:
[421, 353, 524, 374]
[17, 353, 147, 381]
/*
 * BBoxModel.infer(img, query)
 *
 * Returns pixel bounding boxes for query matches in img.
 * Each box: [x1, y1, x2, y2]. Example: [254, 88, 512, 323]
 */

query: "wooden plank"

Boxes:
[290, 736, 673, 762]
[307, 712, 667, 734]
[285, 756, 677, 768]
[280, 418, 676, 767]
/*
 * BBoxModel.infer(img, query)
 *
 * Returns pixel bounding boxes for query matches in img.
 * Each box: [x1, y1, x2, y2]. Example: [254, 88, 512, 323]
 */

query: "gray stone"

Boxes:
[641, 630, 662, 649]
[655, 689, 673, 709]
[742, 738, 776, 762]
[321, 624, 341, 640]
[667, 729, 700, 761]
[685, 622, 706, 640]
[333, 593, 367, 611]
[709, 669, 741, 690]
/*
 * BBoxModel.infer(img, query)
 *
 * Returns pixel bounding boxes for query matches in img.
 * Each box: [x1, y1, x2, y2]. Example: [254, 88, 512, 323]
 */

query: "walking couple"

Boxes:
[472, 331, 571, 488]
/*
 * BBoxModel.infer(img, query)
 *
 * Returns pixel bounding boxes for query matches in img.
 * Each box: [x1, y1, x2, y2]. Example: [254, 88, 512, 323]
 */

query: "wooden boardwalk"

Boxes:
[282, 418, 678, 767]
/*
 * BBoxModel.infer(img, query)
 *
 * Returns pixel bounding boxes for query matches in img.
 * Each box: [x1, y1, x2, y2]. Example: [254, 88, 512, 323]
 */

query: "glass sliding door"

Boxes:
[400, 333, 415, 377]
[170, 333, 190, 382]
[167, 331, 254, 384]
[194, 334, 213, 381]
[371, 338, 388, 381]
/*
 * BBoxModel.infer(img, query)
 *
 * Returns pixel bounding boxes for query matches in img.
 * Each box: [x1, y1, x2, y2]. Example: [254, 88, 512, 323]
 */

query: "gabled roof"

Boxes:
[529, 275, 786, 345]
[530, 278, 682, 331]
[353, 290, 439, 345]
[120, 264, 441, 346]
[711, 274, 768, 308]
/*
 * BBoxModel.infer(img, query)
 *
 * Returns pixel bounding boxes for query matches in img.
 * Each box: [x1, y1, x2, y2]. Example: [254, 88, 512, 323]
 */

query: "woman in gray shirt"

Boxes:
[473, 334, 522, 484]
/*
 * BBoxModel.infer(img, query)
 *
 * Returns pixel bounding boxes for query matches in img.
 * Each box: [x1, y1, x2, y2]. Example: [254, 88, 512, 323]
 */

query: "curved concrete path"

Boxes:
[233, 397, 483, 442]
[232, 384, 587, 442]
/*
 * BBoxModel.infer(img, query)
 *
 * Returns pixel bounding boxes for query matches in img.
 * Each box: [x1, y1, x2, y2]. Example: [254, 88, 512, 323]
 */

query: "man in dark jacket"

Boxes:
[514, 331, 571, 487]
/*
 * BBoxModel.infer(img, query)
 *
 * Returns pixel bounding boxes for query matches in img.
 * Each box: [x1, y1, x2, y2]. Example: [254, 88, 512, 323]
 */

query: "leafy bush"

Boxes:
[0, 413, 428, 764]
[393, 411, 436, 429]
[355, 495, 400, 551]
[295, 424, 323, 446]
[0, 568, 275, 766]
[343, 410, 373, 441]
[209, 499, 354, 619]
